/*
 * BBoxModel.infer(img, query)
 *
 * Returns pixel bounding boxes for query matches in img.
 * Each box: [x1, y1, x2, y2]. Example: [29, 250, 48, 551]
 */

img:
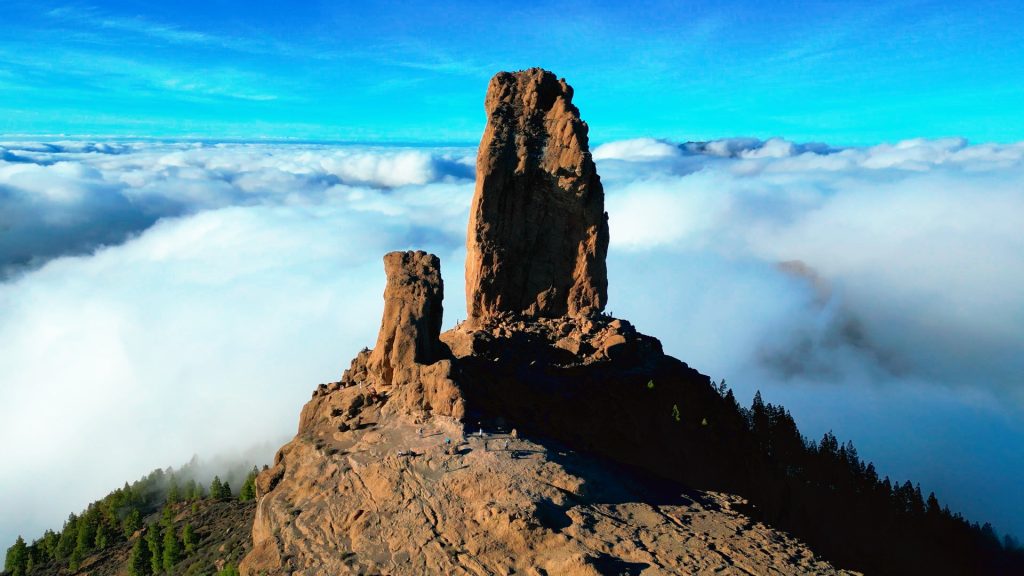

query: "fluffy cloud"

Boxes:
[1, 137, 1022, 549]
[0, 141, 474, 276]
[596, 136, 1024, 400]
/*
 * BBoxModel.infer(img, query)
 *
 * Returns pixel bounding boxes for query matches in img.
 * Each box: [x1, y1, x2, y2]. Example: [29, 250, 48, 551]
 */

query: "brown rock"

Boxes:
[239, 71, 860, 576]
[241, 406, 856, 576]
[600, 333, 628, 359]
[367, 250, 444, 386]
[333, 250, 464, 420]
[465, 68, 609, 321]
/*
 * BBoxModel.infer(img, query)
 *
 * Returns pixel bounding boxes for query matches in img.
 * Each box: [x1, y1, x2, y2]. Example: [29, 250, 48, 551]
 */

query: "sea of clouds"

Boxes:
[1, 137, 1022, 549]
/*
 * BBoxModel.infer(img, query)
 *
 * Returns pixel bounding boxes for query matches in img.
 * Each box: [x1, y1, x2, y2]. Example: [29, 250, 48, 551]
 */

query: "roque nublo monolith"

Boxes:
[465, 67, 609, 321]
[239, 69, 854, 576]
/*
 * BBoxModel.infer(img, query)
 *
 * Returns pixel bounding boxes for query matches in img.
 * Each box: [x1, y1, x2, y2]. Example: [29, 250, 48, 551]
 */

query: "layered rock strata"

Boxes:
[465, 68, 609, 321]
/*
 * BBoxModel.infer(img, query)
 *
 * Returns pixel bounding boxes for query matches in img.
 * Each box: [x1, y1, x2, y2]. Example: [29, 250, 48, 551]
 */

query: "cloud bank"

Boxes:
[1, 137, 1021, 550]
[0, 141, 473, 276]
[597, 137, 1024, 397]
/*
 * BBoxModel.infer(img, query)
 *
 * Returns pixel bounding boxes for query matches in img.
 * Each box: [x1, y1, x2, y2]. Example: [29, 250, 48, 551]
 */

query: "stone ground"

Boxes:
[242, 387, 860, 576]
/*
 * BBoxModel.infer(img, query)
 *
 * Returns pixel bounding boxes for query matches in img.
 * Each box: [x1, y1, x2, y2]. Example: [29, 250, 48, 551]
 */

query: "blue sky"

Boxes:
[2, 0, 1023, 143]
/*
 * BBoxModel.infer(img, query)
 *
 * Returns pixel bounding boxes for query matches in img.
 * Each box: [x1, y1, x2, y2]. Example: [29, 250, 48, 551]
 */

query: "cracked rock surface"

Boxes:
[241, 387, 856, 576]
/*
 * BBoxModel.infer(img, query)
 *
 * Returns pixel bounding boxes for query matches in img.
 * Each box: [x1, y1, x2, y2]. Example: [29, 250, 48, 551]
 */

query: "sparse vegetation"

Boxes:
[239, 467, 258, 502]
[3, 458, 261, 576]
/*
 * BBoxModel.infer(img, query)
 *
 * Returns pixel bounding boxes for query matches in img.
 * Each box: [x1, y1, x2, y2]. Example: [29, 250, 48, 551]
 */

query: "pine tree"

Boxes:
[240, 467, 258, 501]
[926, 492, 942, 517]
[4, 535, 28, 576]
[39, 530, 58, 563]
[221, 481, 232, 499]
[123, 509, 142, 538]
[69, 547, 83, 571]
[166, 475, 181, 504]
[190, 480, 204, 500]
[181, 523, 197, 555]
[162, 524, 181, 570]
[210, 476, 224, 500]
[74, 510, 98, 560]
[145, 528, 162, 575]
[127, 536, 152, 576]
[94, 520, 110, 549]
[183, 479, 198, 501]
[161, 504, 174, 527]
[55, 513, 78, 560]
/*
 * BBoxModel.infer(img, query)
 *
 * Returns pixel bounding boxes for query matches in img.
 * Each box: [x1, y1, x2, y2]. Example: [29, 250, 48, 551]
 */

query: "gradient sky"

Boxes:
[2, 0, 1023, 144]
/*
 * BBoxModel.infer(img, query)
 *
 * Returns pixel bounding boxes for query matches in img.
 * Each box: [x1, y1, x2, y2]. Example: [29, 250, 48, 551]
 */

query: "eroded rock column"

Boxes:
[465, 68, 609, 322]
[338, 250, 464, 419]
[367, 250, 445, 386]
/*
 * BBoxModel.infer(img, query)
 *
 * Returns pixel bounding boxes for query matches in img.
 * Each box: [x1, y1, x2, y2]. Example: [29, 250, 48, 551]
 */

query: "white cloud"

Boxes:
[592, 137, 680, 161]
[1, 137, 1022, 548]
[598, 137, 1024, 398]
[0, 141, 474, 275]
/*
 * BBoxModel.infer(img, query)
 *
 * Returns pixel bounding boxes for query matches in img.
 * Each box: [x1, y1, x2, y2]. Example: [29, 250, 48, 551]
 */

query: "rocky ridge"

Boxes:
[239, 69, 855, 575]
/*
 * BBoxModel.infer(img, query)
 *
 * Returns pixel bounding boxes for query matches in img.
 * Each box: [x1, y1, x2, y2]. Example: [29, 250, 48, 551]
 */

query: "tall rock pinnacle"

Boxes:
[335, 250, 463, 419]
[367, 250, 445, 384]
[465, 68, 609, 321]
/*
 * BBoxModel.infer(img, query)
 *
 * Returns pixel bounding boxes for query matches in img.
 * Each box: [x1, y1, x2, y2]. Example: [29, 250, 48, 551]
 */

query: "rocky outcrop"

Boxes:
[240, 69, 856, 576]
[334, 250, 464, 421]
[242, 251, 467, 574]
[465, 68, 609, 321]
[441, 313, 755, 496]
[368, 251, 445, 382]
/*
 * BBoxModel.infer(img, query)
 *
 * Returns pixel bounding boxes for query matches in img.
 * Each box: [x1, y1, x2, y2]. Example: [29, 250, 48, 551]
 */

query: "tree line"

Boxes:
[725, 384, 1024, 575]
[4, 463, 259, 576]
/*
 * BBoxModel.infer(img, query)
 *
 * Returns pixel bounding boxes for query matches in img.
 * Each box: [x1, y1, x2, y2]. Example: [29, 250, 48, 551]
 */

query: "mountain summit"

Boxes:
[237, 69, 854, 575]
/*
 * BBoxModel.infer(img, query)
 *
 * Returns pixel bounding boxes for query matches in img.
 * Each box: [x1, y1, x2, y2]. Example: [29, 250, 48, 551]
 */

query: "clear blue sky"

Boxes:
[1, 0, 1022, 144]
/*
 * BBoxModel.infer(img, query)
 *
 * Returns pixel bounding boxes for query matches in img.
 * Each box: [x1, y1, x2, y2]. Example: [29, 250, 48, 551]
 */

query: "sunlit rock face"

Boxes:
[465, 68, 609, 322]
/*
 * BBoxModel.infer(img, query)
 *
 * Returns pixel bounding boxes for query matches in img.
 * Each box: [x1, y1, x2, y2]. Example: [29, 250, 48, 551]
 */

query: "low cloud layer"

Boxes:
[0, 141, 473, 276]
[597, 136, 1024, 400]
[1, 138, 1021, 549]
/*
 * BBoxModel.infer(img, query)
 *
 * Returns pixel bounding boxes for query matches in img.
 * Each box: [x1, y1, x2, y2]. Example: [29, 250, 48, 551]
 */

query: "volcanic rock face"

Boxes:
[465, 68, 609, 321]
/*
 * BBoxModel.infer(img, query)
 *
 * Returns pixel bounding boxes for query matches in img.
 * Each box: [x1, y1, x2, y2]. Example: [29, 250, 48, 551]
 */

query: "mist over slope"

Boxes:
[1, 137, 1021, 550]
